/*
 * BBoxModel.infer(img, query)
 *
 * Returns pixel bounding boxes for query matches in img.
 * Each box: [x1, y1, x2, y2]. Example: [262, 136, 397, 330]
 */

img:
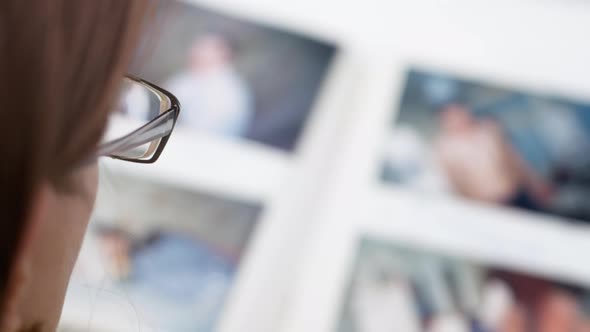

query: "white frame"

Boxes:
[282, 1, 590, 331]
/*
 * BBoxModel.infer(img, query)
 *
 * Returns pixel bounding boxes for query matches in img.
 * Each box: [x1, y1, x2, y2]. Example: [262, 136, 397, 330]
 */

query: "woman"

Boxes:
[0, 1, 180, 331]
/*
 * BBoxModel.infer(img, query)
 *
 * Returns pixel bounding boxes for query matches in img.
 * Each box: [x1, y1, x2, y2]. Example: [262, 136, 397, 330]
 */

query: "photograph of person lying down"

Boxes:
[381, 68, 590, 223]
[63, 174, 261, 332]
[123, 0, 336, 151]
[338, 238, 590, 332]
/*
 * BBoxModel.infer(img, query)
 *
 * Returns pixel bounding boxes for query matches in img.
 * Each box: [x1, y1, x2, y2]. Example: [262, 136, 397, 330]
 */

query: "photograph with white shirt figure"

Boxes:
[337, 238, 590, 332]
[125, 1, 335, 151]
[165, 34, 252, 137]
[381, 69, 590, 223]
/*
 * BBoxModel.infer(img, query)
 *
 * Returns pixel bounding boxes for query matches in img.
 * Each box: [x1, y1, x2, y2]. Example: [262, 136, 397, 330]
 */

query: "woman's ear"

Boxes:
[0, 184, 50, 332]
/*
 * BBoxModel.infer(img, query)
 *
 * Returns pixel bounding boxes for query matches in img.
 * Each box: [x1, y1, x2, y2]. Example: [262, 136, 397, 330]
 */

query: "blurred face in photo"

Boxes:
[499, 305, 526, 332]
[189, 34, 235, 73]
[538, 290, 584, 332]
[439, 104, 476, 133]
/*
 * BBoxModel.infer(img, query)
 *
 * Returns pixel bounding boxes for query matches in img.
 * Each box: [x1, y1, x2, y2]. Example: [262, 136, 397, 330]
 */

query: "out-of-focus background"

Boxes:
[59, 0, 590, 331]
[338, 238, 590, 332]
[134, 1, 335, 151]
[382, 69, 590, 222]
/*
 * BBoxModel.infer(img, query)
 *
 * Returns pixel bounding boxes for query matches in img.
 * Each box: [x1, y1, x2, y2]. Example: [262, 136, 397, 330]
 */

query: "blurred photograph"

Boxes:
[126, 1, 336, 151]
[338, 238, 590, 332]
[63, 174, 261, 332]
[381, 68, 590, 222]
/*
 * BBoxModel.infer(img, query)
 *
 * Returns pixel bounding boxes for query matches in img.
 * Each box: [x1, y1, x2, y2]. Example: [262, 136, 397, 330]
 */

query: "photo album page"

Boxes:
[58, 1, 590, 332]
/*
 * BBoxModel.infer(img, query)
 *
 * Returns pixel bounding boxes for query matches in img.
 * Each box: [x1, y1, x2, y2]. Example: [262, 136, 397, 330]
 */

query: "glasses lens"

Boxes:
[102, 78, 171, 161]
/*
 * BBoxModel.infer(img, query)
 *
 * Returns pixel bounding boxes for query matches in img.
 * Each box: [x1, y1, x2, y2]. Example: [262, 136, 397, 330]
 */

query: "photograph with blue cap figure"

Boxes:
[381, 68, 590, 223]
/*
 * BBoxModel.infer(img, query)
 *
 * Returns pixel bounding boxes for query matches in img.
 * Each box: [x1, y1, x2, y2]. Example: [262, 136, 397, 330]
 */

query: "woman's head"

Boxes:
[0, 1, 148, 330]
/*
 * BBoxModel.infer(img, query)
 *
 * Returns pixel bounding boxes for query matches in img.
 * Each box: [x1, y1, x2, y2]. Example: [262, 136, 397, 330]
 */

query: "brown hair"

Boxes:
[0, 0, 149, 328]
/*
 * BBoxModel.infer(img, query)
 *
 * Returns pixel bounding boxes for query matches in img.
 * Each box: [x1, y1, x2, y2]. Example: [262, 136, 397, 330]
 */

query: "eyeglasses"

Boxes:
[94, 75, 180, 164]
